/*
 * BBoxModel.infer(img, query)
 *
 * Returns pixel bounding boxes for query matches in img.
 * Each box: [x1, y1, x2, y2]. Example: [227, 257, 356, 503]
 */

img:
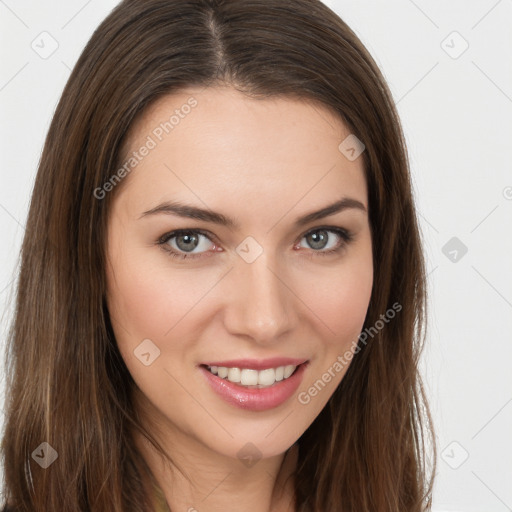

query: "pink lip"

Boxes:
[200, 357, 307, 371]
[199, 361, 309, 411]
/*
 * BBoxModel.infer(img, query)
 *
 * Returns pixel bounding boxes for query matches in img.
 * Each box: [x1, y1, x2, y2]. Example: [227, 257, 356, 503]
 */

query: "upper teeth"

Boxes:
[208, 365, 297, 387]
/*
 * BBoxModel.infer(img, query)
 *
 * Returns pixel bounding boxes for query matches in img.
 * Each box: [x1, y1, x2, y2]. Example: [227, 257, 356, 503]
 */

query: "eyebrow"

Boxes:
[139, 197, 367, 229]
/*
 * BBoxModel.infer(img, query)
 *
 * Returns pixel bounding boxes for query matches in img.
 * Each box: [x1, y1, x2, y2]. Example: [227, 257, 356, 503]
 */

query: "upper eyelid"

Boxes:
[159, 228, 217, 245]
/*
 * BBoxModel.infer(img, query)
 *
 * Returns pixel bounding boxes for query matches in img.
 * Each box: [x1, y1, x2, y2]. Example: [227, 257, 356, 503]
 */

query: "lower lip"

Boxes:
[199, 363, 308, 411]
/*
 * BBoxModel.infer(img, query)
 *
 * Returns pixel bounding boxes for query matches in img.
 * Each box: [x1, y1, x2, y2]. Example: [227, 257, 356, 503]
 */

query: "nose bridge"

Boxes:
[225, 249, 294, 342]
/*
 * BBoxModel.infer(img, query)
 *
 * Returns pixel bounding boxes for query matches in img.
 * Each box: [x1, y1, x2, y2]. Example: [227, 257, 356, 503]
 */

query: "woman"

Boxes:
[0, 0, 436, 510]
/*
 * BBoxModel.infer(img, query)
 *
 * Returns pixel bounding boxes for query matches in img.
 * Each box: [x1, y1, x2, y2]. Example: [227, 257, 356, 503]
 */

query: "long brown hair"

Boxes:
[1, 0, 436, 510]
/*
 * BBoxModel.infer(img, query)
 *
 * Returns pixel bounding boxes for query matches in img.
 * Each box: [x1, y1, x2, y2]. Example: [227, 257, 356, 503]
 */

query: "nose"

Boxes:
[222, 252, 296, 345]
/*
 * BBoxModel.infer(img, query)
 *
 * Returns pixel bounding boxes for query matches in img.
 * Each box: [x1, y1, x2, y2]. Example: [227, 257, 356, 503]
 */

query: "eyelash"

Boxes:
[156, 226, 354, 262]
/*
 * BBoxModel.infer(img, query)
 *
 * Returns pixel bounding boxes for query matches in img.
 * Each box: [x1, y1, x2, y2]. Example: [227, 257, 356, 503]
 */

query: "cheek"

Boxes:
[105, 252, 203, 387]
[301, 250, 373, 347]
[106, 250, 204, 342]
[105, 254, 201, 400]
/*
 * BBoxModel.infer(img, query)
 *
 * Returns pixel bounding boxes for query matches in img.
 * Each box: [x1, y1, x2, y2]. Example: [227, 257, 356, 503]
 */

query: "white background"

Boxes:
[1, 1, 511, 510]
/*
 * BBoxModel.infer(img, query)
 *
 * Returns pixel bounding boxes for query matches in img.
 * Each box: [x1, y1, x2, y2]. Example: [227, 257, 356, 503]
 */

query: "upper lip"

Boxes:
[200, 357, 308, 371]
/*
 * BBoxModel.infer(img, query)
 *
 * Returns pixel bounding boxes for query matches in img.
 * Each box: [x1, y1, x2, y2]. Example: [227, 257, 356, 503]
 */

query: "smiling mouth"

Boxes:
[200, 363, 303, 389]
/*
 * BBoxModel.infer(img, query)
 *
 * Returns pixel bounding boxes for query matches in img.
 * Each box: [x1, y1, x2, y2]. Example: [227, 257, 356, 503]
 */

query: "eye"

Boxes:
[157, 229, 218, 260]
[295, 226, 353, 258]
[156, 226, 353, 261]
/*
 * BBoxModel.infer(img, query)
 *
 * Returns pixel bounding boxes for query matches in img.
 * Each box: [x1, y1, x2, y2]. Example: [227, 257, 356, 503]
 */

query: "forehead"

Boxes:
[115, 86, 367, 217]
[122, 85, 354, 165]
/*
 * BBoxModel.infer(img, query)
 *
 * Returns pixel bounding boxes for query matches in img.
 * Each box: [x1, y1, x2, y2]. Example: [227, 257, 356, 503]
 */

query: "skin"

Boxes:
[105, 86, 373, 512]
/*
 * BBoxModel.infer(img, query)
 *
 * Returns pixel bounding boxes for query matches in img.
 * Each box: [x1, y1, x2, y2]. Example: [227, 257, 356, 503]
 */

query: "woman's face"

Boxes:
[105, 86, 373, 461]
